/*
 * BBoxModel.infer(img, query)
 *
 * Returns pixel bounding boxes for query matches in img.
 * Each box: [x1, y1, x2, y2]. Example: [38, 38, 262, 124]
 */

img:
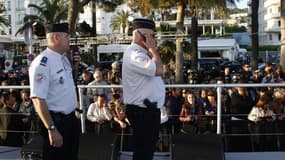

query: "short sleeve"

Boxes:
[129, 50, 156, 76]
[29, 60, 50, 99]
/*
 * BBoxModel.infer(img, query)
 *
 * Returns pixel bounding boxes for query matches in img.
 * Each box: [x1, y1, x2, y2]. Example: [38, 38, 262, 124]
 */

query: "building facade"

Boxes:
[0, 0, 39, 39]
[249, 0, 281, 46]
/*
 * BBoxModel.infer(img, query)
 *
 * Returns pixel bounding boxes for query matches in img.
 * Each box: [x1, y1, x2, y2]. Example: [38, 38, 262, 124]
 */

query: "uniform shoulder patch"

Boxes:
[40, 56, 48, 66]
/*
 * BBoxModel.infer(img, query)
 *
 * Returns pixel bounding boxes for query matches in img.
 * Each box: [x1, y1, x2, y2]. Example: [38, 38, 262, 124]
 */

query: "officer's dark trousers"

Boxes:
[40, 111, 81, 160]
[126, 105, 161, 160]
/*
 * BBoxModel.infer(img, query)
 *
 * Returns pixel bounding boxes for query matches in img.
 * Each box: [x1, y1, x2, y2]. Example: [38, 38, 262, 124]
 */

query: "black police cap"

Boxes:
[45, 23, 69, 33]
[132, 18, 155, 31]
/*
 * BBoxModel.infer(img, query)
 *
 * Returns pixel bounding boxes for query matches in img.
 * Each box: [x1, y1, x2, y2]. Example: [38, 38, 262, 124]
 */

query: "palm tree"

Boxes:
[175, 0, 186, 83]
[158, 40, 176, 63]
[16, 0, 68, 35]
[127, 0, 234, 82]
[250, 0, 259, 71]
[280, 0, 285, 71]
[188, 0, 235, 70]
[0, 5, 9, 27]
[68, 0, 123, 34]
[167, 0, 232, 82]
[110, 10, 132, 34]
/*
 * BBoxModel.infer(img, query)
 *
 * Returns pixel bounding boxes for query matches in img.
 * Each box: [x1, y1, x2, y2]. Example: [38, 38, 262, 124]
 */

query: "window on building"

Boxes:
[8, 15, 11, 24]
[7, 1, 11, 10]
[269, 34, 272, 41]
[279, 34, 281, 41]
[17, 0, 25, 10]
[17, 14, 24, 24]
[278, 20, 281, 27]
[278, 7, 281, 12]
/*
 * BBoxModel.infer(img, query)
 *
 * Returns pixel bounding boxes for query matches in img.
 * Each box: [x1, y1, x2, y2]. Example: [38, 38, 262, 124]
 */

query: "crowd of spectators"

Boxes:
[1, 60, 285, 152]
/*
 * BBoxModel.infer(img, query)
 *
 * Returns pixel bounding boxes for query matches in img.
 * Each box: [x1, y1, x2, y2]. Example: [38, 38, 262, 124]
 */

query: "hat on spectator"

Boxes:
[45, 23, 69, 33]
[111, 61, 120, 68]
[132, 18, 155, 31]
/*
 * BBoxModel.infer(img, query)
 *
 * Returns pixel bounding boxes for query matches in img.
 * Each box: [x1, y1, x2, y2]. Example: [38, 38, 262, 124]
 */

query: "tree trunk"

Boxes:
[280, 0, 285, 72]
[175, 1, 185, 83]
[92, 1, 97, 63]
[67, 0, 80, 33]
[191, 15, 198, 70]
[251, 0, 259, 71]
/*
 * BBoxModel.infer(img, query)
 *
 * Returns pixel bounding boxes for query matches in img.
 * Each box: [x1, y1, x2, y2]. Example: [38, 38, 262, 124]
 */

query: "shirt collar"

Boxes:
[46, 47, 65, 59]
[132, 42, 148, 53]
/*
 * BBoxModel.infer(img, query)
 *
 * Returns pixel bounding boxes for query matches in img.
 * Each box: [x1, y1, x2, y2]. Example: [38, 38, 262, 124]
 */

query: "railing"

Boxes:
[77, 83, 285, 134]
[2, 83, 285, 135]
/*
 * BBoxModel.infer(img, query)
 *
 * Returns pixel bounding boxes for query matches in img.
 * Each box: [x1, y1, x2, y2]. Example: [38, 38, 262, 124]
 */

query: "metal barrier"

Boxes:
[77, 83, 285, 134]
[2, 82, 285, 135]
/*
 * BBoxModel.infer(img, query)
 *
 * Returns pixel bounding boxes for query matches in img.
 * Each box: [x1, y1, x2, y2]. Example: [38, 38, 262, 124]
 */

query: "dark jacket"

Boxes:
[0, 106, 24, 147]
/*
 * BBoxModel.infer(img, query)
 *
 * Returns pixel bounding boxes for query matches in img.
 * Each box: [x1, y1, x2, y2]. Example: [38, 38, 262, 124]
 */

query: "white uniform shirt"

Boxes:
[122, 43, 165, 108]
[29, 48, 77, 114]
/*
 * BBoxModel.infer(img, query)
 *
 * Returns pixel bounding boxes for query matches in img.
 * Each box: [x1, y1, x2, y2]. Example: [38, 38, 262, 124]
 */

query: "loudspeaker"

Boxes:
[79, 132, 115, 160]
[21, 132, 116, 160]
[21, 135, 43, 159]
[172, 134, 224, 160]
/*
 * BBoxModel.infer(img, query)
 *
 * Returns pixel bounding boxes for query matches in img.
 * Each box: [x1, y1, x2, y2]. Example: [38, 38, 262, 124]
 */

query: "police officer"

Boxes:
[29, 23, 81, 160]
[122, 18, 165, 160]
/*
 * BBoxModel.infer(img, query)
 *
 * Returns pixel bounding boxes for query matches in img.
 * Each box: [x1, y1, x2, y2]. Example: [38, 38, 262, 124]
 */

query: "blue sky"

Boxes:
[235, 0, 249, 9]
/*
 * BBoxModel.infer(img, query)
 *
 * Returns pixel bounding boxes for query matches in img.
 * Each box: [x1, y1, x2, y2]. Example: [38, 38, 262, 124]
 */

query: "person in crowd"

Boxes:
[162, 64, 175, 84]
[223, 66, 232, 83]
[0, 91, 24, 147]
[86, 94, 113, 134]
[18, 89, 36, 143]
[248, 95, 276, 151]
[181, 88, 188, 99]
[261, 64, 275, 83]
[78, 71, 92, 114]
[187, 69, 199, 84]
[109, 93, 130, 133]
[0, 80, 10, 93]
[79, 70, 93, 85]
[20, 79, 29, 86]
[273, 69, 284, 83]
[122, 18, 165, 160]
[240, 63, 252, 82]
[109, 82, 123, 100]
[87, 70, 110, 100]
[19, 65, 30, 83]
[275, 64, 285, 80]
[0, 69, 7, 83]
[107, 61, 122, 85]
[10, 89, 21, 112]
[272, 88, 285, 150]
[227, 80, 254, 152]
[221, 90, 231, 118]
[252, 70, 262, 83]
[272, 88, 285, 120]
[29, 23, 81, 160]
[7, 71, 20, 85]
[204, 90, 218, 133]
[196, 88, 209, 108]
[179, 91, 201, 134]
[165, 87, 184, 134]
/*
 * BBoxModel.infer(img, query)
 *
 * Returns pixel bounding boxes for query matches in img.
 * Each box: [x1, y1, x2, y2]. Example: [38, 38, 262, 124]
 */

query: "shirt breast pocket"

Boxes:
[53, 72, 67, 86]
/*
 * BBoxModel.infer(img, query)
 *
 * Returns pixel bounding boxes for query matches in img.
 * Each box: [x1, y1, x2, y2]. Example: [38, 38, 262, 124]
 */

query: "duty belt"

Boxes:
[50, 110, 75, 121]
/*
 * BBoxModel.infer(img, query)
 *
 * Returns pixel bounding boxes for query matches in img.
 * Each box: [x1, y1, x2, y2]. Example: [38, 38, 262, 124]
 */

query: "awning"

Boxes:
[0, 36, 24, 43]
